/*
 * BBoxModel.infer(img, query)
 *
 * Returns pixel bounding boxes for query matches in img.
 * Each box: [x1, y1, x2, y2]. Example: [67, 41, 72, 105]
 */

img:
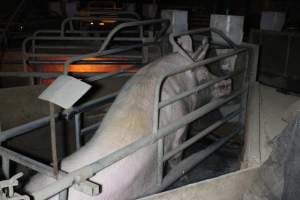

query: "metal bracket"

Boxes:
[0, 173, 30, 200]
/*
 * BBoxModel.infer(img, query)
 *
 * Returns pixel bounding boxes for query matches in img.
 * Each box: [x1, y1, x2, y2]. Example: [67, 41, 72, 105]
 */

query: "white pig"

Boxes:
[25, 37, 231, 200]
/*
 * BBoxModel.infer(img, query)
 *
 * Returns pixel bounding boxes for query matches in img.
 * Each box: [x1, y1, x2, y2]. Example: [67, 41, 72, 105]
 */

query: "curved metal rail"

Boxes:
[63, 19, 170, 74]
[169, 28, 239, 63]
[60, 17, 137, 36]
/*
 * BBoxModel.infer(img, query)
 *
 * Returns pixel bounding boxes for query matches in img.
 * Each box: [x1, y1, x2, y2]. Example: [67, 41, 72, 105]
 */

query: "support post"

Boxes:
[50, 103, 59, 176]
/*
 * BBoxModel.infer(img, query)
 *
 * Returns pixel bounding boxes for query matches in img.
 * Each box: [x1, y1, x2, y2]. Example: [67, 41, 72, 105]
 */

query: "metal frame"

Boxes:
[20, 18, 169, 80]
[0, 29, 250, 200]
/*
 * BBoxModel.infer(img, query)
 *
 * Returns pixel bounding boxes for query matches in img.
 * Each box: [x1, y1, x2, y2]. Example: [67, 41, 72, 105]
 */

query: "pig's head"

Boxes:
[175, 35, 232, 99]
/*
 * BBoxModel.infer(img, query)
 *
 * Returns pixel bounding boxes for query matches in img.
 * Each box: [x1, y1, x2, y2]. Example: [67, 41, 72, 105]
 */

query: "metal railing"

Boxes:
[0, 29, 250, 200]
[20, 19, 169, 80]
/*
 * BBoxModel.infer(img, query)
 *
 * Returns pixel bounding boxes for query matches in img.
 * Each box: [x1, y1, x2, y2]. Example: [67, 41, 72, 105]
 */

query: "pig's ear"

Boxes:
[193, 37, 209, 61]
[177, 35, 193, 54]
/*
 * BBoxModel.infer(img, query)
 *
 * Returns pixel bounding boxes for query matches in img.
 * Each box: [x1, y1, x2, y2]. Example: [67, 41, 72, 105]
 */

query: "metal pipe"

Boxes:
[63, 92, 118, 119]
[86, 11, 141, 20]
[63, 43, 151, 74]
[28, 59, 142, 65]
[149, 128, 241, 194]
[30, 88, 245, 199]
[0, 115, 59, 143]
[60, 17, 137, 36]
[163, 109, 241, 162]
[33, 30, 140, 37]
[98, 19, 170, 53]
[49, 103, 59, 176]
[85, 71, 129, 82]
[81, 122, 101, 135]
[75, 114, 82, 149]
[0, 72, 133, 79]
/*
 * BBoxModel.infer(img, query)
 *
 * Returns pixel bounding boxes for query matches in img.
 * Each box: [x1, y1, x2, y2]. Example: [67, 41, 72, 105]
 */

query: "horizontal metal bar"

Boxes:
[30, 88, 245, 199]
[33, 30, 140, 37]
[25, 53, 143, 59]
[26, 36, 144, 42]
[63, 92, 119, 119]
[149, 127, 242, 194]
[159, 70, 244, 109]
[63, 42, 156, 74]
[85, 71, 129, 82]
[28, 59, 141, 65]
[81, 122, 101, 134]
[61, 17, 137, 36]
[0, 72, 133, 79]
[34, 45, 99, 50]
[85, 11, 141, 19]
[162, 48, 247, 80]
[163, 109, 241, 161]
[0, 115, 58, 143]
[0, 146, 100, 196]
[0, 93, 119, 142]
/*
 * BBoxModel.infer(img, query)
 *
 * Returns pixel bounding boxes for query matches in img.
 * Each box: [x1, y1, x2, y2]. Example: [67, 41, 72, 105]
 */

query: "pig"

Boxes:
[24, 36, 231, 200]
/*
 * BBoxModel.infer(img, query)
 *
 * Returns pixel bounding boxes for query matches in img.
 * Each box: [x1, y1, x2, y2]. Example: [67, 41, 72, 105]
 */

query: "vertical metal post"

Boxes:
[239, 51, 250, 135]
[49, 103, 59, 176]
[75, 113, 82, 150]
[157, 138, 164, 184]
[59, 190, 68, 200]
[0, 123, 10, 178]
[153, 87, 164, 185]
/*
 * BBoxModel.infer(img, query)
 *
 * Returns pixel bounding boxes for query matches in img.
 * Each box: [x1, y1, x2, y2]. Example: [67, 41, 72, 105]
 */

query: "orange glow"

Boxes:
[101, 19, 116, 23]
[38, 56, 138, 85]
[41, 64, 136, 73]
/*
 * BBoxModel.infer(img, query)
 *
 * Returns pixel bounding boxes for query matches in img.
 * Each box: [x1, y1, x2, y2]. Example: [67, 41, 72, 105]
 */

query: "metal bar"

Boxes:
[157, 138, 164, 185]
[163, 109, 241, 162]
[81, 122, 101, 135]
[0, 115, 59, 143]
[24, 36, 144, 42]
[60, 17, 137, 36]
[2, 157, 10, 179]
[30, 88, 245, 200]
[0, 72, 133, 79]
[0, 124, 9, 179]
[75, 114, 82, 150]
[86, 11, 141, 19]
[58, 191, 68, 200]
[49, 103, 59, 176]
[0, 146, 100, 196]
[149, 128, 241, 194]
[85, 71, 128, 82]
[63, 92, 118, 119]
[0, 92, 118, 143]
[63, 42, 151, 74]
[159, 69, 244, 109]
[34, 30, 139, 37]
[98, 19, 170, 53]
[28, 60, 142, 65]
[25, 54, 143, 59]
